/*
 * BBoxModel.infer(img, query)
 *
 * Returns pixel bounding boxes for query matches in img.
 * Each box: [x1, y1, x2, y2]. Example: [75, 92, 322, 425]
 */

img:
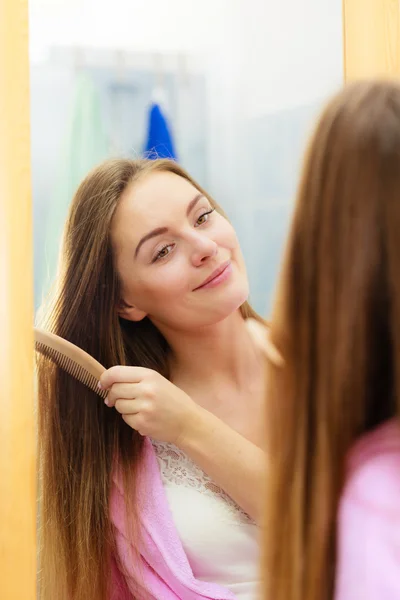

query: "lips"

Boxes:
[193, 260, 231, 290]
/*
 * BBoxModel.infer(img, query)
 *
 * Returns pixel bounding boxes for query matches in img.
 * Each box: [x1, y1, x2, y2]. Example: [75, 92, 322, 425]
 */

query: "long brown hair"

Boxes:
[263, 80, 400, 600]
[37, 158, 261, 600]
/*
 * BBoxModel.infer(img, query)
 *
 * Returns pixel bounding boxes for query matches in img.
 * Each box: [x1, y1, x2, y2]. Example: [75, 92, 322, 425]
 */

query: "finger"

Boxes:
[122, 413, 145, 436]
[246, 318, 284, 367]
[105, 382, 140, 407]
[115, 399, 150, 415]
[106, 380, 154, 407]
[99, 365, 153, 391]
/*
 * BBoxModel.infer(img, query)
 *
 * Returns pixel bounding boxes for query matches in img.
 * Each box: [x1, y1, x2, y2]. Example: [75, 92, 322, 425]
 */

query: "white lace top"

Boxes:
[152, 440, 261, 599]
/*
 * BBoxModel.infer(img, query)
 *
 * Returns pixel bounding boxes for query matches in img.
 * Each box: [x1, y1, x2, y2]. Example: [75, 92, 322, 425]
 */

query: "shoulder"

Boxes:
[341, 419, 400, 517]
[245, 318, 283, 366]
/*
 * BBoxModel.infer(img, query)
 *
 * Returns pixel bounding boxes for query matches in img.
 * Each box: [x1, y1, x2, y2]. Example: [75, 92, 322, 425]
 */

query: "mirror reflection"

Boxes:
[30, 2, 343, 599]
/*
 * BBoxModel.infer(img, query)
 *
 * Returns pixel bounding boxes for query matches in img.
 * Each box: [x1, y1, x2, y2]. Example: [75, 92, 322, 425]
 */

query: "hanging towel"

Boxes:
[38, 72, 109, 303]
[144, 102, 177, 160]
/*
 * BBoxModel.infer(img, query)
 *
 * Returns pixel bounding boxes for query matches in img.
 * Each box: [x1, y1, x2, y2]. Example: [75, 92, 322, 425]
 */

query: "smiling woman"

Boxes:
[37, 157, 267, 600]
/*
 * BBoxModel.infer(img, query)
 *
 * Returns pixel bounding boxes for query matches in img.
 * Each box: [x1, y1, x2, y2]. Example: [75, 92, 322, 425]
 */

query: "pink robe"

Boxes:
[335, 419, 400, 599]
[110, 437, 239, 599]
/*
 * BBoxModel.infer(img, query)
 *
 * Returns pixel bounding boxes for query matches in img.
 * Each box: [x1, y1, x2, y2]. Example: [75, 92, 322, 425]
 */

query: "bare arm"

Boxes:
[177, 406, 266, 524]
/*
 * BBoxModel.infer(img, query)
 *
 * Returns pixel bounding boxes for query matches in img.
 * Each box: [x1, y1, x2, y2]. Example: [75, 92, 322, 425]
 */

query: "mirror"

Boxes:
[29, 1, 344, 598]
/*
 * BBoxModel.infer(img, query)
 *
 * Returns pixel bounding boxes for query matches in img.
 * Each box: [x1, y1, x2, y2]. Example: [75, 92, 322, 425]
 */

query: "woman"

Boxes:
[259, 80, 400, 600]
[38, 158, 267, 600]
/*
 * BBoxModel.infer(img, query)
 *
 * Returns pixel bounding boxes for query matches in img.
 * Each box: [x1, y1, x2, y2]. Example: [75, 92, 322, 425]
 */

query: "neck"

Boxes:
[155, 310, 262, 390]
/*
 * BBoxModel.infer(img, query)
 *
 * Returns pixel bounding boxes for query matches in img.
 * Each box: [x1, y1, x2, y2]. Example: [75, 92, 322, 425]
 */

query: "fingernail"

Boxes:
[104, 396, 109, 406]
[97, 381, 103, 390]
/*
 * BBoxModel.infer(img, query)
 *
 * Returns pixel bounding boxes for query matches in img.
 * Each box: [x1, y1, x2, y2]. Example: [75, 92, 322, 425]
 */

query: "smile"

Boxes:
[193, 261, 232, 291]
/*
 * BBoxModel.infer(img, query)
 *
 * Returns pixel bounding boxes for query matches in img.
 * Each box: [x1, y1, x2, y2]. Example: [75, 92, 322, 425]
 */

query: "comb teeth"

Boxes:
[35, 342, 107, 399]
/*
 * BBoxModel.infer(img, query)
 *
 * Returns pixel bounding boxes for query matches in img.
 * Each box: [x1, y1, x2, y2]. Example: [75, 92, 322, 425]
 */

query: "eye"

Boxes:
[195, 209, 215, 227]
[153, 244, 174, 262]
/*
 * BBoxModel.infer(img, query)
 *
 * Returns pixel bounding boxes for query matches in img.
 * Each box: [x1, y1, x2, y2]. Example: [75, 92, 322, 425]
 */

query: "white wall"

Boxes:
[237, 2, 343, 115]
[30, 0, 342, 110]
[29, 0, 236, 56]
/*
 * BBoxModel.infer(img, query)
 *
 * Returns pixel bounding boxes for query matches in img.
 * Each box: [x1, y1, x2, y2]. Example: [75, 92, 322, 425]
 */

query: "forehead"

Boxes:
[112, 171, 201, 239]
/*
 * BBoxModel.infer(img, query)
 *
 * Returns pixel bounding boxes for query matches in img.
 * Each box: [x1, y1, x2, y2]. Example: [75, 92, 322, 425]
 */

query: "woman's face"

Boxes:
[111, 170, 249, 331]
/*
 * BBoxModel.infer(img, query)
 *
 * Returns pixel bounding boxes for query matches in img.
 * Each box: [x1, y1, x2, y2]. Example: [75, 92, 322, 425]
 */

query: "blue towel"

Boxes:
[144, 102, 177, 160]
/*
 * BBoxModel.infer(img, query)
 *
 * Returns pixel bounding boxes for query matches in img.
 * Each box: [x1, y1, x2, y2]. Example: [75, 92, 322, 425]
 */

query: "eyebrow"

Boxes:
[134, 193, 205, 258]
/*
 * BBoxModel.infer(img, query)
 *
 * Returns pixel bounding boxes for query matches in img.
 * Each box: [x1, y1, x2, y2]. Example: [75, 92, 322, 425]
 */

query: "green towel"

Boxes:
[38, 72, 109, 304]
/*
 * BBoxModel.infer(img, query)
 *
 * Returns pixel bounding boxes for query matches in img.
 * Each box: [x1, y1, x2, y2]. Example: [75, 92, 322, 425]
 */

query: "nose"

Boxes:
[189, 232, 218, 267]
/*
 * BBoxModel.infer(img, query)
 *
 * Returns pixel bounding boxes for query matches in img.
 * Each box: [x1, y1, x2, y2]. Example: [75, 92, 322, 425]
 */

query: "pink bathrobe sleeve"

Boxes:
[335, 420, 400, 600]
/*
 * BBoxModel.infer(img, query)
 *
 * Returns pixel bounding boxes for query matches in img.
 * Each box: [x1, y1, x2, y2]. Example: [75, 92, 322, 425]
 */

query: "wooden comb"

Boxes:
[34, 328, 107, 399]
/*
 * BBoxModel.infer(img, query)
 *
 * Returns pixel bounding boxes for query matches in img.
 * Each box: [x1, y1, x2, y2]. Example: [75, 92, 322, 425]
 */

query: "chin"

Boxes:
[208, 280, 250, 321]
[155, 278, 250, 331]
[223, 290, 250, 315]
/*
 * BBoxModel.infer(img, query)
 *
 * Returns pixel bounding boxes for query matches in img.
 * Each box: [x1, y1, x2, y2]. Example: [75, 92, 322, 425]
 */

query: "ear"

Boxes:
[118, 299, 147, 322]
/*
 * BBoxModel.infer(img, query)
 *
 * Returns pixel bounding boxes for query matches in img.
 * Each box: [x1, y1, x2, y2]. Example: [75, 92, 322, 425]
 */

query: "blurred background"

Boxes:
[29, 0, 343, 314]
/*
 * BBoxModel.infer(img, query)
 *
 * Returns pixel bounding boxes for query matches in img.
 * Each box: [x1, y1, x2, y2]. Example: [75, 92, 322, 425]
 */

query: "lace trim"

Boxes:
[152, 439, 254, 524]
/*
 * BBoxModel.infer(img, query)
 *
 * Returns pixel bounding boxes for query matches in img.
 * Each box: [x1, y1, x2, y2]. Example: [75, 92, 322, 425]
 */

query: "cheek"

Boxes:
[218, 221, 246, 272]
[215, 218, 240, 249]
[128, 261, 189, 307]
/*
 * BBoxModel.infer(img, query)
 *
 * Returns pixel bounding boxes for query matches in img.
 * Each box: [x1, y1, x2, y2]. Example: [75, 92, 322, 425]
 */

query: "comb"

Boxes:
[34, 328, 107, 399]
